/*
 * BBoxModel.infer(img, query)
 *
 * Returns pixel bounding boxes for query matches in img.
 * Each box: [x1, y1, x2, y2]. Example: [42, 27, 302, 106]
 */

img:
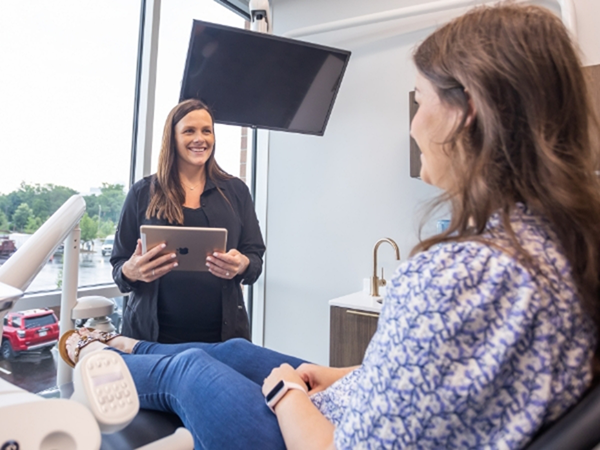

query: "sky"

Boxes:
[0, 0, 244, 196]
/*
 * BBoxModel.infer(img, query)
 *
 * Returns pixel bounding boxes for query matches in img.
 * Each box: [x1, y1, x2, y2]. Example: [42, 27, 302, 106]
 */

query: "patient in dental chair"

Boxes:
[59, 4, 600, 449]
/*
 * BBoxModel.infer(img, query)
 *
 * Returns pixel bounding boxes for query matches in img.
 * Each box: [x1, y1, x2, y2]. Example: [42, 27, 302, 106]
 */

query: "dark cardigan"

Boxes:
[110, 175, 265, 342]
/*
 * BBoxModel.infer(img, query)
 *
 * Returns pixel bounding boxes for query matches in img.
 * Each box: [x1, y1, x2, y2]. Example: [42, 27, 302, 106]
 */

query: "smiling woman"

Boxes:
[175, 109, 216, 185]
[110, 99, 266, 345]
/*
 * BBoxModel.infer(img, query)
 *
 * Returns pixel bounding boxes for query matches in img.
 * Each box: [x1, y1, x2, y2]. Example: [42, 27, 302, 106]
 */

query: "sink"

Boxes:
[328, 289, 384, 313]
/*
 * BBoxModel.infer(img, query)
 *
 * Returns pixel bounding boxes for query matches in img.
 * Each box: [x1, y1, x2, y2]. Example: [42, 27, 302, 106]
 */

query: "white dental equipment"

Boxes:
[72, 351, 139, 434]
[0, 195, 192, 450]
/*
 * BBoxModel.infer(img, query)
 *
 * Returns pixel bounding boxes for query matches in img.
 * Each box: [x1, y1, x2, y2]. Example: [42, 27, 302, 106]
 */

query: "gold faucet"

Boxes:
[370, 238, 400, 297]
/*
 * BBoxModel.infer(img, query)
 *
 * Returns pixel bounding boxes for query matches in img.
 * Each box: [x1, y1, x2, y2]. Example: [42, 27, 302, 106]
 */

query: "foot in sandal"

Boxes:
[87, 330, 139, 354]
[58, 328, 108, 368]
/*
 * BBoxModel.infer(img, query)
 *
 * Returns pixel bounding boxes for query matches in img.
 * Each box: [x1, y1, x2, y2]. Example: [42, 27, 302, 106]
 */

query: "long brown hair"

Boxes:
[412, 4, 600, 330]
[146, 99, 233, 225]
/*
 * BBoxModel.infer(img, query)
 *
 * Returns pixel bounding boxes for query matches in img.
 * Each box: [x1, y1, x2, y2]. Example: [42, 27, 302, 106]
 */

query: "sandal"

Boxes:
[90, 329, 121, 345]
[58, 328, 101, 368]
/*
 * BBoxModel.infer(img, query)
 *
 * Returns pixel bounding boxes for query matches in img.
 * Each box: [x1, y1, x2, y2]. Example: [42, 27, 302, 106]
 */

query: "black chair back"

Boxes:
[525, 383, 600, 450]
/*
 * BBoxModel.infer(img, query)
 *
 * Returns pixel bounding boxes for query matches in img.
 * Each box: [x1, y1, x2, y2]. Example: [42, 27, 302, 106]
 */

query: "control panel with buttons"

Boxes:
[71, 350, 139, 434]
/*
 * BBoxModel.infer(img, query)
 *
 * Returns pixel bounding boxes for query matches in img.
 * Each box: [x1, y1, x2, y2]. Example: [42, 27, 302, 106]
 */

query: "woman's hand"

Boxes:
[263, 363, 336, 450]
[206, 249, 250, 279]
[121, 239, 178, 283]
[262, 363, 308, 397]
[295, 364, 356, 394]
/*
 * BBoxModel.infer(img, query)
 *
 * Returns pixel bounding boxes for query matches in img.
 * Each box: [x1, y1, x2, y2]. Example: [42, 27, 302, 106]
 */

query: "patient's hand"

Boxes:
[295, 364, 356, 395]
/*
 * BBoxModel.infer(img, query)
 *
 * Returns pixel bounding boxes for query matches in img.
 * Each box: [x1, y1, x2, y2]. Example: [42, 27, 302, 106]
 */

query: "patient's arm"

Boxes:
[295, 364, 358, 394]
[263, 364, 336, 450]
[276, 389, 336, 450]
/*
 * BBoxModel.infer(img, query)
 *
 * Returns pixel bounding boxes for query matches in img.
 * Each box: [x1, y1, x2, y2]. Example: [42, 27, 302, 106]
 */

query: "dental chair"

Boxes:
[0, 195, 192, 450]
[524, 381, 600, 450]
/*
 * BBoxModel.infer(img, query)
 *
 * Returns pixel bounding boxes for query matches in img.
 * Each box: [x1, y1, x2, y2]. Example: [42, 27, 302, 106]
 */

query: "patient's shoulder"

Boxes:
[397, 238, 521, 288]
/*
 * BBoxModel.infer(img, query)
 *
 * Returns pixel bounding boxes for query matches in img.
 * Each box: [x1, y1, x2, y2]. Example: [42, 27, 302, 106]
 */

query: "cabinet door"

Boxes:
[585, 64, 600, 119]
[329, 306, 379, 367]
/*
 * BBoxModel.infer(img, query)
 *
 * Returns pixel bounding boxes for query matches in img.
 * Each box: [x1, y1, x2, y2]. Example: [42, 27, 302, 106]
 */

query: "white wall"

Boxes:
[576, 0, 600, 65]
[260, 0, 600, 365]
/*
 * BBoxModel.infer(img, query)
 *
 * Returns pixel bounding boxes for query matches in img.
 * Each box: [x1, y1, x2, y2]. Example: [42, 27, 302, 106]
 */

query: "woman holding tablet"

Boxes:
[110, 99, 265, 344]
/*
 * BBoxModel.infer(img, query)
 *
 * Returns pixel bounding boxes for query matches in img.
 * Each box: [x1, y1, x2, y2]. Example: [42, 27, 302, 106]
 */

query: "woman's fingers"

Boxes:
[206, 252, 239, 278]
[133, 239, 143, 256]
[209, 251, 237, 267]
[206, 250, 249, 279]
[145, 258, 178, 281]
[140, 252, 178, 281]
[296, 364, 320, 391]
[139, 242, 167, 263]
[206, 261, 234, 279]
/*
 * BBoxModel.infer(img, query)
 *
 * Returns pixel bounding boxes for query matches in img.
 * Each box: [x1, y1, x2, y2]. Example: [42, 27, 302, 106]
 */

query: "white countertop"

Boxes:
[328, 288, 384, 314]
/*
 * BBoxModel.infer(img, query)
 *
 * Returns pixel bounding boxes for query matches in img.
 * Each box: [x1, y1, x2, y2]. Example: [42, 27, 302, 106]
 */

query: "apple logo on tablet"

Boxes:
[177, 247, 189, 255]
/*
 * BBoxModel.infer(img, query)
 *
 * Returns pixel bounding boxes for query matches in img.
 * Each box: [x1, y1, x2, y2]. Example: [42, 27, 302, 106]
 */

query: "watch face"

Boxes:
[266, 380, 285, 402]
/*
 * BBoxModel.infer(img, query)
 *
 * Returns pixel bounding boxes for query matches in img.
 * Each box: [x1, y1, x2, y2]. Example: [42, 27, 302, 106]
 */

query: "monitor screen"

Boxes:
[180, 20, 351, 136]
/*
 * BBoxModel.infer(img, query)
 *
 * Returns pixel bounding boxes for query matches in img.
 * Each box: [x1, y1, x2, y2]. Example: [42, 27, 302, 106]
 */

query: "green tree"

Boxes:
[24, 216, 43, 233]
[0, 195, 9, 219]
[12, 203, 33, 231]
[97, 219, 116, 239]
[2, 182, 77, 222]
[39, 184, 78, 221]
[0, 210, 8, 232]
[80, 212, 98, 246]
[97, 183, 126, 224]
[83, 193, 99, 219]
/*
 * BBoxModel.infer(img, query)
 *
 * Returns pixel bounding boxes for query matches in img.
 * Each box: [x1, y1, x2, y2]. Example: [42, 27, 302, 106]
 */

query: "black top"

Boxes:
[157, 207, 223, 343]
[110, 175, 266, 342]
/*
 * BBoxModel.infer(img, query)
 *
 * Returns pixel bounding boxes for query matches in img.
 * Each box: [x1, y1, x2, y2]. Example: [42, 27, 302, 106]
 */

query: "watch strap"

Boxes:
[266, 381, 307, 413]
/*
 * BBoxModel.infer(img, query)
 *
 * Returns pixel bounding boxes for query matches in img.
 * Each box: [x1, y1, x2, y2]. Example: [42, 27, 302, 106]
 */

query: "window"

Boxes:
[11, 316, 22, 328]
[151, 1, 253, 307]
[151, 0, 250, 183]
[0, 1, 140, 293]
[25, 314, 57, 329]
[0, 0, 253, 396]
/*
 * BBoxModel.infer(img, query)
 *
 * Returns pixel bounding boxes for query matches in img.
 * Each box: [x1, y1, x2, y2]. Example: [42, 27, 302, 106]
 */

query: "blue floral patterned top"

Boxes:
[311, 204, 596, 449]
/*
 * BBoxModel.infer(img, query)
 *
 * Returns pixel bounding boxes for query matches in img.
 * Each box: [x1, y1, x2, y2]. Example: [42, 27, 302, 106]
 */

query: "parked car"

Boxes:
[101, 235, 115, 256]
[1, 308, 59, 359]
[0, 236, 15, 256]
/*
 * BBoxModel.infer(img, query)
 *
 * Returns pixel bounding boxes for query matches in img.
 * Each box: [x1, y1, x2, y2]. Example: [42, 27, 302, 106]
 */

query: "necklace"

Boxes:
[182, 182, 200, 191]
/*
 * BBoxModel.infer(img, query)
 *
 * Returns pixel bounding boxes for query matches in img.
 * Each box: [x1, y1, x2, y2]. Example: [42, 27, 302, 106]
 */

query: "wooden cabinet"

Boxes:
[586, 64, 600, 122]
[329, 306, 379, 367]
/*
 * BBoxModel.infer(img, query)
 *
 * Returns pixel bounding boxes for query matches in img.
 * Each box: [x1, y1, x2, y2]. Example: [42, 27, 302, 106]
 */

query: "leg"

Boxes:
[61, 334, 285, 449]
[119, 347, 286, 450]
[133, 338, 307, 385]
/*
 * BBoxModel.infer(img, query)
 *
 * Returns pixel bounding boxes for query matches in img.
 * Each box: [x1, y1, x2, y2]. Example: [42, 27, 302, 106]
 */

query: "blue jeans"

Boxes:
[113, 338, 307, 450]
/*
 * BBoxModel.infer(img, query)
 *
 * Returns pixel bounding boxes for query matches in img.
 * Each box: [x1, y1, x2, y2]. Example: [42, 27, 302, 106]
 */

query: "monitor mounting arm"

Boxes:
[249, 0, 271, 34]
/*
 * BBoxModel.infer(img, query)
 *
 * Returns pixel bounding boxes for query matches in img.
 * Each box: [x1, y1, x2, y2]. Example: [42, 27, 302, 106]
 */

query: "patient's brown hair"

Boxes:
[412, 4, 600, 336]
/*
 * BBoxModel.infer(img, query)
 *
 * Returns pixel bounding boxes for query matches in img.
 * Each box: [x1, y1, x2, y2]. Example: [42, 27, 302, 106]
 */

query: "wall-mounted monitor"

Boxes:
[180, 20, 352, 136]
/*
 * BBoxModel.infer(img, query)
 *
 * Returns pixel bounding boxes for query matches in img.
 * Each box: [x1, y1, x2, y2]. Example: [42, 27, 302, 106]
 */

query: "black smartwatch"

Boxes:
[265, 380, 307, 413]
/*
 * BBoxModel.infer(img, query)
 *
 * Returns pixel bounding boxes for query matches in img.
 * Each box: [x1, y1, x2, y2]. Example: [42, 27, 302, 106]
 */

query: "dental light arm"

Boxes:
[0, 194, 85, 349]
[0, 195, 86, 296]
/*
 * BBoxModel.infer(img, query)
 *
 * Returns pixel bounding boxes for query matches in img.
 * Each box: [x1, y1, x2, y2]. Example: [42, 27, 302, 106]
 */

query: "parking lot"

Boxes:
[0, 347, 59, 393]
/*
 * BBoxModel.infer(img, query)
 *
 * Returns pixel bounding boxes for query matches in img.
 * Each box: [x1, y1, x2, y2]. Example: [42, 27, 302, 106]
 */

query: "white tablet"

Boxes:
[140, 225, 228, 272]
